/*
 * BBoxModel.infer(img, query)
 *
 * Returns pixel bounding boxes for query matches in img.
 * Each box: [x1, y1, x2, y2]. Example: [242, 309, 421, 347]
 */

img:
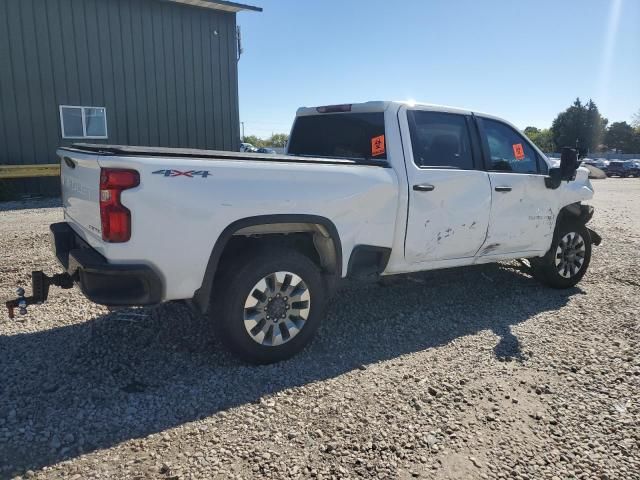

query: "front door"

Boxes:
[477, 117, 555, 256]
[401, 108, 492, 264]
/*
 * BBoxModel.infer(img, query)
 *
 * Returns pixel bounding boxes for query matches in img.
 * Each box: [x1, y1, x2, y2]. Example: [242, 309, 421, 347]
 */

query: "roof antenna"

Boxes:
[236, 25, 243, 61]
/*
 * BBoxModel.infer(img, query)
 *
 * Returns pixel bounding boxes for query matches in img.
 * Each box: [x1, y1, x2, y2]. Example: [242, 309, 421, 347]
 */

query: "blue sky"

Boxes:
[237, 0, 640, 138]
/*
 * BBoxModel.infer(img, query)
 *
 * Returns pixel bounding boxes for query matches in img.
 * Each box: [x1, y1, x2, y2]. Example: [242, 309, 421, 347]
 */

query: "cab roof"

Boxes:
[295, 101, 515, 127]
[295, 101, 498, 117]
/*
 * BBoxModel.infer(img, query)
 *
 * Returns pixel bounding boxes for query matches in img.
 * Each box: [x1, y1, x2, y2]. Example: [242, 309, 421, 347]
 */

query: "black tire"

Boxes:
[531, 220, 592, 289]
[210, 247, 327, 364]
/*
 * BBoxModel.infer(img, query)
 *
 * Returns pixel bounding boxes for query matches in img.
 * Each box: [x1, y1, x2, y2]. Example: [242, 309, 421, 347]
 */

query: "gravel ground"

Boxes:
[0, 180, 638, 480]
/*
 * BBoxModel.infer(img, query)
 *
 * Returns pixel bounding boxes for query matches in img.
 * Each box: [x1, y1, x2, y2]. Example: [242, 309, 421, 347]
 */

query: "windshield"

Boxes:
[287, 112, 387, 160]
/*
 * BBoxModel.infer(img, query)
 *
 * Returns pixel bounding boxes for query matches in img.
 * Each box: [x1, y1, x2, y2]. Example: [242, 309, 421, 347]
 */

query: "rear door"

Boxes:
[476, 117, 555, 256]
[401, 107, 492, 263]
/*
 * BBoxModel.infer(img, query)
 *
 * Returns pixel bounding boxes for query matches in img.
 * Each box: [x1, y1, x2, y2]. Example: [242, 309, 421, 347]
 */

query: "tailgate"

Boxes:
[58, 149, 103, 240]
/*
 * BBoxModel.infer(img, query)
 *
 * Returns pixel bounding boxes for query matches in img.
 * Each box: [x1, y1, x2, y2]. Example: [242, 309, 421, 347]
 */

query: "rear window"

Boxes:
[287, 112, 387, 160]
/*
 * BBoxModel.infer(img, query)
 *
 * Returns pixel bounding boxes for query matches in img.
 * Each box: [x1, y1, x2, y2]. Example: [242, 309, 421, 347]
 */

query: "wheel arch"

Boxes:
[193, 214, 343, 314]
[556, 202, 594, 228]
[555, 202, 601, 246]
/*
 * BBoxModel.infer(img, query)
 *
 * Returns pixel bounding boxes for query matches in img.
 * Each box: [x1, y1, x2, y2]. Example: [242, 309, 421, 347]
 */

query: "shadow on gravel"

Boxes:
[0, 263, 581, 475]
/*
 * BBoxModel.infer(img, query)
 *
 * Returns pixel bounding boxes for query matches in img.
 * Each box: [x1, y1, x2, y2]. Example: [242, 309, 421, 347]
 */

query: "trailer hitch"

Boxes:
[5, 271, 74, 319]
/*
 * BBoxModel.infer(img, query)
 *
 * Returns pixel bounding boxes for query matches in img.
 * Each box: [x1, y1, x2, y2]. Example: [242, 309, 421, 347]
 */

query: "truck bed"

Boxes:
[62, 144, 390, 168]
[57, 142, 400, 302]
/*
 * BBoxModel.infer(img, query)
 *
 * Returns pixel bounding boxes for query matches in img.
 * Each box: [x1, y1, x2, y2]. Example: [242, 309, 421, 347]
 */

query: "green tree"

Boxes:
[524, 126, 554, 152]
[585, 100, 608, 151]
[242, 133, 289, 149]
[267, 133, 289, 148]
[604, 121, 637, 153]
[550, 98, 608, 155]
[632, 108, 640, 129]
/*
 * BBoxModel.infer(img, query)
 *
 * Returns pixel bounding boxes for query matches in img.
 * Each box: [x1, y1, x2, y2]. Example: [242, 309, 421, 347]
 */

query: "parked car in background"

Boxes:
[256, 147, 276, 154]
[582, 158, 608, 172]
[594, 158, 610, 172]
[581, 158, 607, 176]
[607, 160, 640, 177]
[240, 142, 258, 153]
[628, 160, 640, 177]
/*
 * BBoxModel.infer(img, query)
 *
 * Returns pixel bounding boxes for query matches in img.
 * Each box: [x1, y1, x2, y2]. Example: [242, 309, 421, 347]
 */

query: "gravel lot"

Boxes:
[1, 180, 638, 480]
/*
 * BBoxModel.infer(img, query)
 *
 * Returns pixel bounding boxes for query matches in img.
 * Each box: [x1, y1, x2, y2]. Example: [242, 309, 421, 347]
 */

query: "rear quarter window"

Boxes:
[287, 112, 386, 160]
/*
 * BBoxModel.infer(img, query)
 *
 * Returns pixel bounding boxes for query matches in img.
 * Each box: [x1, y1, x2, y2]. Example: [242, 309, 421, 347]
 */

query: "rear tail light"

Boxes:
[99, 168, 139, 242]
[316, 104, 352, 113]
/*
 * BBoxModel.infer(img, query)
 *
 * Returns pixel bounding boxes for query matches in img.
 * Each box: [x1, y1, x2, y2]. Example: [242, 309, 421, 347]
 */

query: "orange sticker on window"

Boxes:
[513, 143, 525, 160]
[371, 135, 385, 157]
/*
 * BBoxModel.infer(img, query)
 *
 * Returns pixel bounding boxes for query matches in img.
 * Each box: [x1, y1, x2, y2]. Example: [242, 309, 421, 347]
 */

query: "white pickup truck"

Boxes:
[7, 101, 601, 363]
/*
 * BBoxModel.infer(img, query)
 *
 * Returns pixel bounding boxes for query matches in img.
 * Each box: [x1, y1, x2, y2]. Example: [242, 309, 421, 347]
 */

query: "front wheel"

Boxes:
[531, 222, 592, 289]
[210, 248, 327, 364]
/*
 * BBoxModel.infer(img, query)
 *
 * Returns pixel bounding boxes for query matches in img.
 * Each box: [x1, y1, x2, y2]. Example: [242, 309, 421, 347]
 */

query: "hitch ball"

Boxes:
[5, 271, 73, 320]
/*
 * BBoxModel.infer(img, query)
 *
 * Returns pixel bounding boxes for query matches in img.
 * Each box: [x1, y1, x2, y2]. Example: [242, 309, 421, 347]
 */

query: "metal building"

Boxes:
[0, 0, 260, 195]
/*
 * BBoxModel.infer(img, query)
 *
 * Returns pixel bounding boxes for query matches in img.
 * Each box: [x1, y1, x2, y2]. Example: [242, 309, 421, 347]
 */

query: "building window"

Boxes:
[59, 106, 108, 139]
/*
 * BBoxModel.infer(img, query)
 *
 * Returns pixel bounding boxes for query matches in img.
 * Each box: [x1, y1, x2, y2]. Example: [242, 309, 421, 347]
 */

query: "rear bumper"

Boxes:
[50, 222, 163, 306]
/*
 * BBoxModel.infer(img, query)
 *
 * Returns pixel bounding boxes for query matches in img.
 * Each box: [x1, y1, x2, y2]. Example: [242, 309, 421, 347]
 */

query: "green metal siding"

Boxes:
[0, 0, 240, 195]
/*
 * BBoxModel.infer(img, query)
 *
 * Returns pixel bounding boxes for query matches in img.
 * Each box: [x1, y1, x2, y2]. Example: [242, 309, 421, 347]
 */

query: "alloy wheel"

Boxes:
[243, 271, 311, 346]
[555, 232, 586, 279]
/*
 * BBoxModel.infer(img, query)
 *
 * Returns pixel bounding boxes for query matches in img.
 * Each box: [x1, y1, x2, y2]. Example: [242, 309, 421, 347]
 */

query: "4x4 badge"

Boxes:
[152, 169, 210, 178]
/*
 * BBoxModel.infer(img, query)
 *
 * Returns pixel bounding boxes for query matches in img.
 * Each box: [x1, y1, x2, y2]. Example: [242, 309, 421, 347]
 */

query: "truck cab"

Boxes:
[289, 102, 594, 275]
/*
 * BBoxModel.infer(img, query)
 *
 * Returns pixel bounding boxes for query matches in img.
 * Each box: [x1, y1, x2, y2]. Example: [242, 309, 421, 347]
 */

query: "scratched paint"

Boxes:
[480, 243, 501, 255]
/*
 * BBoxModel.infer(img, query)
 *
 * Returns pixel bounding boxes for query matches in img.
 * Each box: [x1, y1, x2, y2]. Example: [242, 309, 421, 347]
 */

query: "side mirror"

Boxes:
[545, 147, 580, 189]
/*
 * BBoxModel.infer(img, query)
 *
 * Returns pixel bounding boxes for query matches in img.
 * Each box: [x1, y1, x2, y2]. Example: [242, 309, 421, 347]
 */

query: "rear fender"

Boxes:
[193, 214, 342, 314]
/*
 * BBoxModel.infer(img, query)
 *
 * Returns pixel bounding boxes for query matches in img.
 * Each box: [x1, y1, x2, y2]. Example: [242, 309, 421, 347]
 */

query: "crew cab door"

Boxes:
[401, 107, 492, 263]
[476, 117, 555, 256]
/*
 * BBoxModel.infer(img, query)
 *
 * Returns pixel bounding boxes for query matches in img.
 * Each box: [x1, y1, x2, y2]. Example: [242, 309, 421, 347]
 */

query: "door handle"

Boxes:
[494, 186, 512, 192]
[413, 184, 435, 192]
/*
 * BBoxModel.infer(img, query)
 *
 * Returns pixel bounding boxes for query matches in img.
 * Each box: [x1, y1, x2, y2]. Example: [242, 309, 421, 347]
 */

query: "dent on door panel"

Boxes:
[404, 170, 492, 263]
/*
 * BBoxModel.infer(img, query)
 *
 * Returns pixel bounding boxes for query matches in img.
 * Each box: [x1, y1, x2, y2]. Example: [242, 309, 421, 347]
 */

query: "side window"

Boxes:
[483, 119, 541, 174]
[407, 111, 474, 169]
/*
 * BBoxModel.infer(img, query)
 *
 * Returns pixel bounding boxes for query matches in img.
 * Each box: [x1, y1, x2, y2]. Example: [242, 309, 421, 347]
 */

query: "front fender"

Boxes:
[562, 202, 594, 224]
[556, 203, 601, 247]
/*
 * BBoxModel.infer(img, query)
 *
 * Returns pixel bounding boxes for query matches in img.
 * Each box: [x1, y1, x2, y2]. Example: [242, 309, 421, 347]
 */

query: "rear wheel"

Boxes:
[210, 248, 327, 364]
[531, 221, 592, 288]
